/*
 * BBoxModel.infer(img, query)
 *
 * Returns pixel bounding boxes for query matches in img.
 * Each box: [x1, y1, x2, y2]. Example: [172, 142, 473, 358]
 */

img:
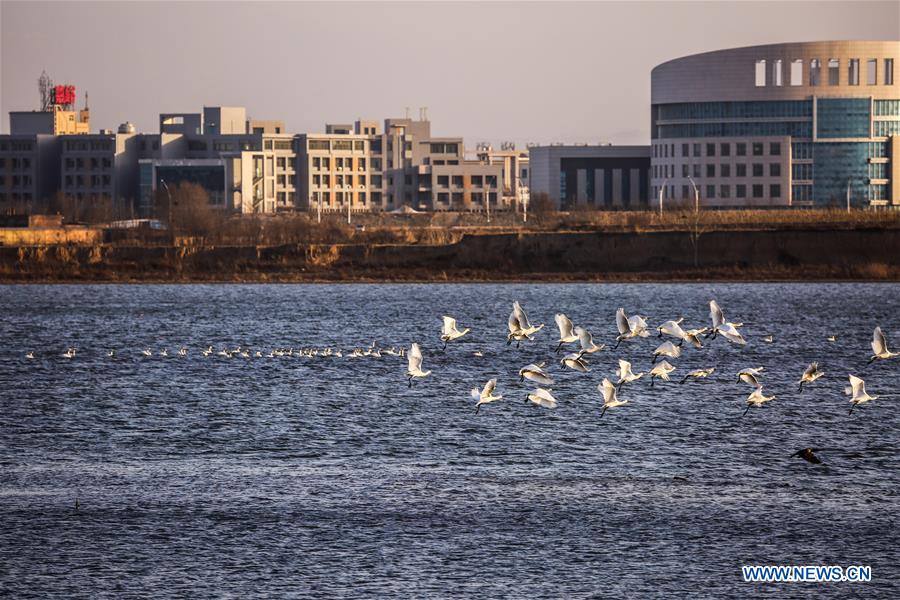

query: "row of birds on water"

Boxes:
[400, 300, 900, 460]
[27, 344, 408, 360]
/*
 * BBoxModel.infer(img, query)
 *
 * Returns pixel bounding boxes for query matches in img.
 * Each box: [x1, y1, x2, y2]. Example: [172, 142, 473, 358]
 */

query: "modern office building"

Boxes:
[651, 41, 900, 207]
[529, 145, 651, 209]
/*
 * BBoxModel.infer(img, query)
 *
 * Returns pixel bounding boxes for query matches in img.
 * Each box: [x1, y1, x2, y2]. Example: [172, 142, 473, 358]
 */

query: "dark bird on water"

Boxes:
[791, 448, 822, 465]
[75, 497, 80, 510]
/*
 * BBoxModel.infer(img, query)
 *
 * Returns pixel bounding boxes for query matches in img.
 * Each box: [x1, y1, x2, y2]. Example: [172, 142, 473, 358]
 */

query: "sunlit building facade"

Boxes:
[651, 41, 900, 208]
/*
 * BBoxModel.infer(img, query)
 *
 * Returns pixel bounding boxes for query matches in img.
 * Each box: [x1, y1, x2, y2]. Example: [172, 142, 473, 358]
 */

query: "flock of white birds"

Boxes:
[22, 297, 897, 461]
[407, 300, 898, 459]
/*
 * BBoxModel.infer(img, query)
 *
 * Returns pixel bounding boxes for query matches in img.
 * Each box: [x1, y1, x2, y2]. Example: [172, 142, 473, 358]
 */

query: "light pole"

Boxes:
[347, 195, 352, 225]
[846, 178, 852, 214]
[687, 176, 700, 213]
[160, 178, 173, 244]
[658, 179, 668, 218]
[486, 186, 491, 224]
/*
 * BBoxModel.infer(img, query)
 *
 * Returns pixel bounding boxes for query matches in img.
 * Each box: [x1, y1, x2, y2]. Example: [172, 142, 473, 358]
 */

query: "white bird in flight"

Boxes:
[615, 359, 643, 388]
[708, 300, 745, 344]
[560, 351, 589, 372]
[743, 386, 775, 416]
[657, 318, 687, 344]
[798, 362, 824, 391]
[525, 387, 558, 409]
[472, 378, 503, 414]
[575, 326, 605, 354]
[614, 308, 650, 348]
[554, 313, 579, 353]
[507, 301, 543, 346]
[846, 374, 879, 415]
[599, 378, 628, 418]
[406, 343, 432, 387]
[737, 367, 764, 388]
[652, 340, 681, 363]
[649, 360, 676, 387]
[519, 362, 554, 385]
[441, 316, 470, 350]
[682, 327, 709, 349]
[868, 326, 899, 364]
[679, 367, 714, 384]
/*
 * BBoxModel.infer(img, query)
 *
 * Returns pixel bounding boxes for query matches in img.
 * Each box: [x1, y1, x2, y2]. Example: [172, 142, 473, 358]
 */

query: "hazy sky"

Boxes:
[1, 1, 898, 145]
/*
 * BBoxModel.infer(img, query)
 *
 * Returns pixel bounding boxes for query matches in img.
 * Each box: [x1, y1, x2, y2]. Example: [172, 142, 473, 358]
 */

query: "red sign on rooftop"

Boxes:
[52, 85, 76, 106]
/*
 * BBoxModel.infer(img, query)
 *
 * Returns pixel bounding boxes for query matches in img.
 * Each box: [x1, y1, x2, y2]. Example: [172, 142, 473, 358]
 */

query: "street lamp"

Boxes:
[159, 178, 173, 243]
[658, 179, 668, 218]
[687, 176, 700, 213]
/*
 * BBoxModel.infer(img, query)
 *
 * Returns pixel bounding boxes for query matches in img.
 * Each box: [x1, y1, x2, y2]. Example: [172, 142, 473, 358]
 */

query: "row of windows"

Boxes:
[0, 157, 32, 170]
[874, 100, 900, 116]
[653, 183, 781, 200]
[654, 141, 782, 158]
[65, 157, 112, 170]
[311, 156, 369, 170]
[657, 122, 811, 139]
[64, 140, 113, 152]
[308, 140, 368, 152]
[793, 141, 887, 159]
[874, 121, 900, 137]
[312, 174, 369, 187]
[657, 101, 811, 121]
[435, 192, 499, 204]
[310, 191, 378, 205]
[432, 175, 498, 187]
[0, 175, 34, 187]
[64, 174, 111, 188]
[754, 57, 894, 87]
[0, 142, 34, 152]
[0, 192, 34, 202]
[655, 162, 782, 179]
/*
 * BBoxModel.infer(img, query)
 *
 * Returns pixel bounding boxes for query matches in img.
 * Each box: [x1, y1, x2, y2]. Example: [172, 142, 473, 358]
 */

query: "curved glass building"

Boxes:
[650, 41, 900, 208]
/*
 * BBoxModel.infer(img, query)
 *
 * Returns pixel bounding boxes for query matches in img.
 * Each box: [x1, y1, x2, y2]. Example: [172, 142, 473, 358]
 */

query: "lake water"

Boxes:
[1, 283, 899, 598]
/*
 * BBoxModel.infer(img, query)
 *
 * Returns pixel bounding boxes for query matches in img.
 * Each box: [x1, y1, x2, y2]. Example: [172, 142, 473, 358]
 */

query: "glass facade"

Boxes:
[657, 100, 812, 120]
[657, 122, 811, 139]
[812, 143, 873, 206]
[816, 98, 871, 138]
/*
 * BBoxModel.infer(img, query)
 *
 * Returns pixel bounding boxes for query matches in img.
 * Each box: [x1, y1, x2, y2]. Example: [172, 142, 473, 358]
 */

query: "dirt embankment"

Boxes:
[2, 228, 899, 282]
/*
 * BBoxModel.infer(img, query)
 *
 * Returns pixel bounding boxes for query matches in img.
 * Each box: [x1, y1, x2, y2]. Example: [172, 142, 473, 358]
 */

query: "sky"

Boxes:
[1, 1, 898, 146]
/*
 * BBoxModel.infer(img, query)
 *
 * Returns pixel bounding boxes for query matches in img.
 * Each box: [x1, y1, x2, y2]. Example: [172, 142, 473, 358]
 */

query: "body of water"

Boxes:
[1, 283, 899, 597]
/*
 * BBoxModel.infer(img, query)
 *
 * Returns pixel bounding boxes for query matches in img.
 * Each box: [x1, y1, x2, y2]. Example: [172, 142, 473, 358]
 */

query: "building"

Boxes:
[475, 143, 530, 211]
[296, 116, 503, 213]
[529, 145, 651, 209]
[651, 40, 900, 208]
[0, 135, 61, 213]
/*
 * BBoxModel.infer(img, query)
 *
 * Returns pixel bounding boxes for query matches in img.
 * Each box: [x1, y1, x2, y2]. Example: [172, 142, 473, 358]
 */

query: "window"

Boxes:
[755, 60, 766, 86]
[682, 185, 689, 199]
[849, 58, 860, 85]
[828, 58, 839, 85]
[808, 59, 820, 86]
[309, 140, 329, 151]
[470, 175, 483, 186]
[750, 163, 764, 177]
[737, 184, 747, 198]
[706, 143, 716, 157]
[693, 164, 701, 178]
[752, 143, 764, 156]
[706, 185, 716, 199]
[868, 59, 878, 85]
[770, 184, 781, 198]
[663, 145, 668, 158]
[682, 143, 689, 156]
[437, 175, 449, 187]
[452, 175, 463, 187]
[720, 143, 730, 157]
[682, 164, 688, 177]
[886, 58, 894, 85]
[790, 59, 803, 86]
[770, 142, 781, 156]
[693, 143, 701, 157]
[720, 185, 731, 199]
[773, 59, 783, 86]
[770, 164, 781, 177]
[721, 164, 731, 177]
[706, 164, 715, 177]
[736, 143, 747, 156]
[752, 184, 764, 198]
